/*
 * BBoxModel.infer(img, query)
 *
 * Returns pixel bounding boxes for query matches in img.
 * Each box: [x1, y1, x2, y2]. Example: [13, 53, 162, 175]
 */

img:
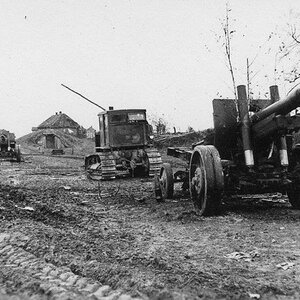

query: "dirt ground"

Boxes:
[1, 154, 300, 300]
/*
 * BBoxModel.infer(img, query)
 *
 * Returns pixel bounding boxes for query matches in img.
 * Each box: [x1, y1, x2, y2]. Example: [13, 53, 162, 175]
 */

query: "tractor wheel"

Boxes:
[287, 165, 300, 209]
[189, 145, 224, 216]
[85, 155, 100, 170]
[159, 163, 174, 200]
[85, 155, 102, 180]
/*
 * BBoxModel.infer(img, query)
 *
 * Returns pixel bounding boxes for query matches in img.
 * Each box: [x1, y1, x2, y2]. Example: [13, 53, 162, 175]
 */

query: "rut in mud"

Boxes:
[1, 155, 300, 299]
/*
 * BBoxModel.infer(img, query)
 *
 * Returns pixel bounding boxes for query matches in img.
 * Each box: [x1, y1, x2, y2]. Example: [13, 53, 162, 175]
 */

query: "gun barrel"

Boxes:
[251, 87, 300, 123]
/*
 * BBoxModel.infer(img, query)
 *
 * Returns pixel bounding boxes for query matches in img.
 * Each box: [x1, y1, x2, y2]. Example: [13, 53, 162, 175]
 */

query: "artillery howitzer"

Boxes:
[61, 84, 162, 180]
[155, 85, 300, 215]
[0, 129, 21, 162]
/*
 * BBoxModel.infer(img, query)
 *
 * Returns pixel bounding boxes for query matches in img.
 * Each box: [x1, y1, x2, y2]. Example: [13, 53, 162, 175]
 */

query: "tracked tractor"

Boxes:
[85, 108, 162, 180]
[61, 84, 162, 180]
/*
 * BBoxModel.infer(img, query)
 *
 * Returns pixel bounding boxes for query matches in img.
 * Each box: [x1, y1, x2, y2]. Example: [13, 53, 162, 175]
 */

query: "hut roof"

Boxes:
[38, 112, 80, 129]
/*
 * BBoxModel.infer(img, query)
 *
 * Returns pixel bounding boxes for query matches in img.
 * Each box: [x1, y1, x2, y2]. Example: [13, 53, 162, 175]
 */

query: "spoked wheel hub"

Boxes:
[154, 163, 174, 202]
[191, 166, 206, 205]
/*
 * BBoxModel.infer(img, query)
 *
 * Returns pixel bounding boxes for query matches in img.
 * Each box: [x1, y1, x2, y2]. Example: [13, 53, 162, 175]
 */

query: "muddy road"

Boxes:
[1, 155, 300, 299]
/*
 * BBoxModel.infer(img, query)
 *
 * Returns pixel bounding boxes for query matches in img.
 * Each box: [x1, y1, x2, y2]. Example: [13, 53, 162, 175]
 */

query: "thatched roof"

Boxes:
[38, 112, 80, 129]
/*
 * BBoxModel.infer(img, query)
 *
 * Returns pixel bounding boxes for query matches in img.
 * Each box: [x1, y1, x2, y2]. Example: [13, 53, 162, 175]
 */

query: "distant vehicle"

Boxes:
[0, 129, 21, 162]
[85, 108, 162, 180]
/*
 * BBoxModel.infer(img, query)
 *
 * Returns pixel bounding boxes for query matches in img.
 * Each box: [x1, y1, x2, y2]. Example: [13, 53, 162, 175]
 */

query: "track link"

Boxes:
[0, 232, 141, 300]
[99, 152, 116, 180]
[146, 148, 162, 177]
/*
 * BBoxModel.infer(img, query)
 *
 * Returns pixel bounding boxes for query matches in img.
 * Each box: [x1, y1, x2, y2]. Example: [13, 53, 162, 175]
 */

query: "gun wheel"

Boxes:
[153, 163, 174, 202]
[154, 174, 163, 202]
[189, 145, 224, 216]
[159, 163, 174, 200]
[287, 187, 300, 209]
[287, 165, 300, 209]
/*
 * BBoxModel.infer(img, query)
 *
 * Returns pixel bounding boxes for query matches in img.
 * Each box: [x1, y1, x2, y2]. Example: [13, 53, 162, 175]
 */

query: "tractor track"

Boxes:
[0, 233, 141, 300]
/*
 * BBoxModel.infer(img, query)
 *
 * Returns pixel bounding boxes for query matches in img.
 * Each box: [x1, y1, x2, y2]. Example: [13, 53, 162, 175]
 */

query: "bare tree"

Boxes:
[148, 114, 168, 135]
[210, 4, 277, 101]
[221, 3, 237, 100]
[220, 5, 271, 100]
[277, 14, 300, 85]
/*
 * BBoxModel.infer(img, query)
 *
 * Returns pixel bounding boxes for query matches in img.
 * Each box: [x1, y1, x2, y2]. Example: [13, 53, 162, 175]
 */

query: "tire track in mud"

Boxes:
[0, 233, 142, 300]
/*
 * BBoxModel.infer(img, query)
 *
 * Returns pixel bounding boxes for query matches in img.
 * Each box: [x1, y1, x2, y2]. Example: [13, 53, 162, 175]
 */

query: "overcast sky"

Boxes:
[1, 0, 299, 137]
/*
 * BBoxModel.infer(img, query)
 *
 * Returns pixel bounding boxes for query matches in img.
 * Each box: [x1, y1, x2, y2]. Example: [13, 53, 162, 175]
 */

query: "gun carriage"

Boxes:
[155, 85, 300, 215]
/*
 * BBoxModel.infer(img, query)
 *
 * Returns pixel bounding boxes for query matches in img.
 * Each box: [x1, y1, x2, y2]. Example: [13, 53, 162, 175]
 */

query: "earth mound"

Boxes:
[154, 128, 214, 148]
[17, 129, 94, 155]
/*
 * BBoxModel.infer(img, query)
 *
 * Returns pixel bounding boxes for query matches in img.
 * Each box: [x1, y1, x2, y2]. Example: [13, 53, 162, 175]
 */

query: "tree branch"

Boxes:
[291, 25, 300, 44]
[223, 4, 237, 100]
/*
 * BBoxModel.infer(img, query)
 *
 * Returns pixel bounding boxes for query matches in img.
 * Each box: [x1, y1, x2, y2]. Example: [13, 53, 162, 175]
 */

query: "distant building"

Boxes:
[86, 126, 96, 139]
[27, 112, 86, 153]
[23, 128, 80, 154]
[38, 130, 64, 150]
[35, 111, 82, 136]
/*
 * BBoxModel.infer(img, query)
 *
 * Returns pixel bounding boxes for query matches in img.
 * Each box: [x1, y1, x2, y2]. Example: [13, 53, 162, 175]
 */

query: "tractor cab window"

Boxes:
[128, 112, 145, 121]
[111, 114, 127, 123]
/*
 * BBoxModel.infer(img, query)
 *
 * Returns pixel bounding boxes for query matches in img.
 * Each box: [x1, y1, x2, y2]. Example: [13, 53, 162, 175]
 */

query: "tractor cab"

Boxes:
[95, 108, 152, 151]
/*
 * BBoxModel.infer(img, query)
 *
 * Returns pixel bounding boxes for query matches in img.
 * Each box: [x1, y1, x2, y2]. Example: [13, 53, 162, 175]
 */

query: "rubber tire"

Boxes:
[159, 163, 174, 200]
[154, 174, 163, 202]
[189, 145, 224, 216]
[287, 164, 300, 209]
[287, 188, 300, 209]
